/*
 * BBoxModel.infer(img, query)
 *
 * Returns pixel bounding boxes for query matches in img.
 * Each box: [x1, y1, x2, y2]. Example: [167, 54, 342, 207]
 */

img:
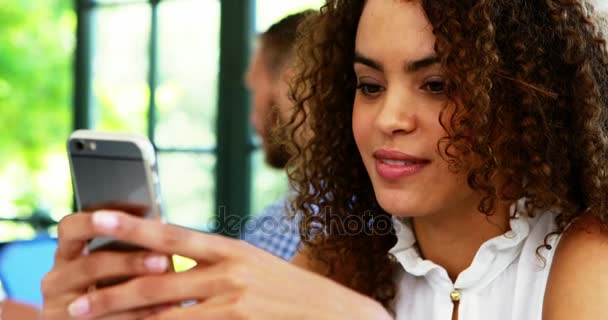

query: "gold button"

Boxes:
[450, 289, 461, 302]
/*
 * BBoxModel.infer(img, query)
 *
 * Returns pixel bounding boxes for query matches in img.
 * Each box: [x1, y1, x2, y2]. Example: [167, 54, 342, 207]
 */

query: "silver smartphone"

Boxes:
[67, 130, 165, 253]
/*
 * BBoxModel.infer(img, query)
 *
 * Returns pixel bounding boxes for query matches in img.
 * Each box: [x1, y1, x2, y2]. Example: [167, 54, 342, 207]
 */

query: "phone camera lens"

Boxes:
[75, 140, 85, 151]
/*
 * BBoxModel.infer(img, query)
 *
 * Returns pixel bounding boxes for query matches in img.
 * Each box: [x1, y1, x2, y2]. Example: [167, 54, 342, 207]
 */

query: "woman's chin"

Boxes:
[376, 197, 425, 218]
[372, 184, 428, 216]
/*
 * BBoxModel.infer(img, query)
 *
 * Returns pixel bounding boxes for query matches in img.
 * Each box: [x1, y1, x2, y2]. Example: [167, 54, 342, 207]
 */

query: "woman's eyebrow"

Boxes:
[406, 56, 439, 72]
[354, 51, 439, 73]
[354, 51, 383, 72]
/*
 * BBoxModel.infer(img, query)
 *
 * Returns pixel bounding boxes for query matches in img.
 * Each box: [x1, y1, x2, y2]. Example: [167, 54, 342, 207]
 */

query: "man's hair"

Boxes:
[260, 10, 314, 78]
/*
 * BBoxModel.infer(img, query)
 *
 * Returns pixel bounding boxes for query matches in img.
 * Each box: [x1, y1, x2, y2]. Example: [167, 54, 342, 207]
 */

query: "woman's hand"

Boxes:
[45, 210, 392, 320]
[41, 211, 173, 320]
[1, 299, 41, 320]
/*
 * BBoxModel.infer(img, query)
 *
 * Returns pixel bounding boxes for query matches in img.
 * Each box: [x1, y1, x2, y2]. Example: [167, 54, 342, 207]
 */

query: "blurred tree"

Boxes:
[0, 0, 75, 223]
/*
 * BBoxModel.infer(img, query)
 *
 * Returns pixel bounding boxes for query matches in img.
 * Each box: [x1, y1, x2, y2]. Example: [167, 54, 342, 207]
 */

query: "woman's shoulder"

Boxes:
[543, 214, 608, 319]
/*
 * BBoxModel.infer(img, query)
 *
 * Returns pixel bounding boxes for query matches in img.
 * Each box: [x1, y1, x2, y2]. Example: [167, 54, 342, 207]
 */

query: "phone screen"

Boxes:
[71, 155, 153, 218]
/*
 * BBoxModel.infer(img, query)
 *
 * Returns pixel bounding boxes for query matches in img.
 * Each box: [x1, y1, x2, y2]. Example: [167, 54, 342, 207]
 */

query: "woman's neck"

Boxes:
[411, 200, 511, 282]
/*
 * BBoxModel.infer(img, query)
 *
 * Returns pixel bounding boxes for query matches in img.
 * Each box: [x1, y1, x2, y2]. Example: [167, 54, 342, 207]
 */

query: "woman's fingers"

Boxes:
[63, 261, 258, 318]
[44, 303, 161, 320]
[55, 212, 98, 263]
[41, 251, 169, 297]
[59, 210, 257, 266]
[89, 211, 250, 263]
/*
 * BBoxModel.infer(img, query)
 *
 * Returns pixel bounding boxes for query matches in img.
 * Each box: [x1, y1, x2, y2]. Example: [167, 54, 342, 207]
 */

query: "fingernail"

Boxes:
[92, 211, 119, 231]
[145, 255, 168, 273]
[68, 296, 90, 317]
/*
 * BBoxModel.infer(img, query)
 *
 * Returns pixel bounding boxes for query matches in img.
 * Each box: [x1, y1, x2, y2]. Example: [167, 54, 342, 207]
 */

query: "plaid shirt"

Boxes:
[241, 197, 301, 261]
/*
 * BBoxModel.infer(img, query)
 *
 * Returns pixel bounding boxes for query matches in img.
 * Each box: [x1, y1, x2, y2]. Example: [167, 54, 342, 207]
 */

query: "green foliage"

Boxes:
[0, 0, 75, 221]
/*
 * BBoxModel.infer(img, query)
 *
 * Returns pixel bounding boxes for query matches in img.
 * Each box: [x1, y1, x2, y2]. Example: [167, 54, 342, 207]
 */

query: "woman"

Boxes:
[42, 0, 608, 319]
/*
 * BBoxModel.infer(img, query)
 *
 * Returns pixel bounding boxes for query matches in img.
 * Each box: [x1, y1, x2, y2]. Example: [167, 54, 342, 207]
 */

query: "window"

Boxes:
[0, 0, 323, 242]
[0, 1, 75, 241]
[83, 0, 323, 235]
[90, 0, 220, 230]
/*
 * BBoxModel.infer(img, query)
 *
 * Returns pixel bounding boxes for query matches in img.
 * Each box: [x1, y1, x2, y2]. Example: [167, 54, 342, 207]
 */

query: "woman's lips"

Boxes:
[373, 149, 430, 180]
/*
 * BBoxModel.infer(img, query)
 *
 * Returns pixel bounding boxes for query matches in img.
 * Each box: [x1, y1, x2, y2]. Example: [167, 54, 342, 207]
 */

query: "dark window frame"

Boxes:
[73, 0, 256, 237]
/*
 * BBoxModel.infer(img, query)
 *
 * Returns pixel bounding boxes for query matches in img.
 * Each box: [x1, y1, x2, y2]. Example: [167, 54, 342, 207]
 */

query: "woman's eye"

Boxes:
[422, 79, 446, 95]
[356, 83, 384, 96]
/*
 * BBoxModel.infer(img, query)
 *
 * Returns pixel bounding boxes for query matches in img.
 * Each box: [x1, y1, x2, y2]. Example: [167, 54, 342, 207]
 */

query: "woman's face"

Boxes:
[352, 0, 480, 217]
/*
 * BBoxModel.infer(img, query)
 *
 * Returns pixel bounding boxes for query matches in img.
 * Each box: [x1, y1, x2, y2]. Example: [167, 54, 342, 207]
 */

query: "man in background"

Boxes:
[241, 11, 313, 260]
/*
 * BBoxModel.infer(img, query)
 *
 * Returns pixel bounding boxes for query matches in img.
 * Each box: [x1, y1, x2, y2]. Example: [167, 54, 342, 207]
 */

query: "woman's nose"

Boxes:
[374, 88, 417, 136]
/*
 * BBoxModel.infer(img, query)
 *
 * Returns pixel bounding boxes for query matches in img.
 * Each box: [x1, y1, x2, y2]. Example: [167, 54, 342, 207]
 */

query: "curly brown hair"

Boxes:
[286, 0, 608, 309]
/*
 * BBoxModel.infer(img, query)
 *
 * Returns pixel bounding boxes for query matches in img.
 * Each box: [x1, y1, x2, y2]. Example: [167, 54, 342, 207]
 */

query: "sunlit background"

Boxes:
[2, 0, 606, 309]
[0, 0, 324, 306]
[3, 0, 605, 240]
[0, 0, 323, 242]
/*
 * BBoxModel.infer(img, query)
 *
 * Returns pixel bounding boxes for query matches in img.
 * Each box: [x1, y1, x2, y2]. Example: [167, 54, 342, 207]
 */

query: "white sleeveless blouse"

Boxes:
[389, 200, 561, 320]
